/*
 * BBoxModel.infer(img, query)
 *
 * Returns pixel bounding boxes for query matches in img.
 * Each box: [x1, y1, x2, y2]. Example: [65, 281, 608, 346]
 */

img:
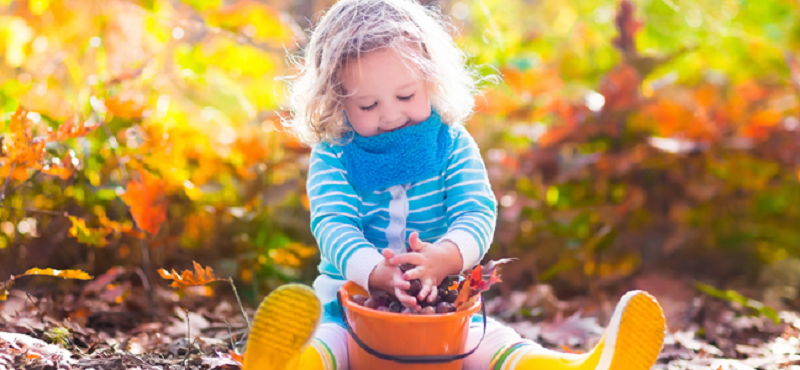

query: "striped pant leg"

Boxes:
[300, 323, 349, 370]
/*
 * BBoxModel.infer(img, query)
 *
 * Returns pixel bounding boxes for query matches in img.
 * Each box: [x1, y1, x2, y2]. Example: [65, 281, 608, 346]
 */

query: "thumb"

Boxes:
[382, 248, 396, 261]
[409, 232, 424, 252]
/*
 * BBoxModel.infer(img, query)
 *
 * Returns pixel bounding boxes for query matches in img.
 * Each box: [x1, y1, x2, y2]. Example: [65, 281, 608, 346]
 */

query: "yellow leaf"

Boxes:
[23, 268, 93, 280]
[203, 0, 294, 47]
[68, 216, 110, 247]
[0, 279, 15, 301]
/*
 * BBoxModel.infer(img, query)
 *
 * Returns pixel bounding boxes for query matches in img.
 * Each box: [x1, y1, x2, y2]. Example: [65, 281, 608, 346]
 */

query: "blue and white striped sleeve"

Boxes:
[437, 128, 497, 272]
[307, 145, 384, 292]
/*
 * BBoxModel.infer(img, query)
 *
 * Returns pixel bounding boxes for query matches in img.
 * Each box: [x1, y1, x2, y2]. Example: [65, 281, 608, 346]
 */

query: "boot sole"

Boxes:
[243, 284, 322, 370]
[597, 291, 665, 370]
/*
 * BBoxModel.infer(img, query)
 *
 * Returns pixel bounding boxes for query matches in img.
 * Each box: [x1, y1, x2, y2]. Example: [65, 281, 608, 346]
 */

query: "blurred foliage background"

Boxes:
[1, 0, 799, 309]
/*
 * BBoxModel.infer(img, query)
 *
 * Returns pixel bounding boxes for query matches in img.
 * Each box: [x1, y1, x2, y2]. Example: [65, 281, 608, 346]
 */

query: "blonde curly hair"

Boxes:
[281, 0, 493, 145]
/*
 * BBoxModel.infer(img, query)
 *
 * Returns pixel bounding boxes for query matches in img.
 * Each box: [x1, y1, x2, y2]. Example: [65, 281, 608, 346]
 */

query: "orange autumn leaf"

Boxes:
[1, 106, 97, 181]
[105, 91, 146, 119]
[599, 64, 641, 111]
[0, 163, 29, 181]
[158, 261, 225, 289]
[741, 110, 782, 140]
[120, 171, 168, 236]
[453, 265, 480, 310]
[749, 110, 782, 127]
[47, 114, 101, 142]
[502, 67, 564, 98]
[228, 350, 243, 364]
[559, 344, 584, 354]
[2, 106, 46, 166]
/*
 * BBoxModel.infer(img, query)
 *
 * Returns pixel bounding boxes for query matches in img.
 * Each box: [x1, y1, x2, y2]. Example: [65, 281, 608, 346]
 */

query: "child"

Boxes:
[243, 0, 666, 369]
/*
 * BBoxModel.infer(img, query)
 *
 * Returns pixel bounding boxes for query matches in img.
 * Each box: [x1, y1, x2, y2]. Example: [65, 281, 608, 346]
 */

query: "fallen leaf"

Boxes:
[23, 268, 93, 280]
[540, 311, 604, 347]
[159, 261, 225, 289]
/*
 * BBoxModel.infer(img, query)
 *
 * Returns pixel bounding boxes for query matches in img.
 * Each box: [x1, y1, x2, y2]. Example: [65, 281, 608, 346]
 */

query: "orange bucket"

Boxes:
[336, 281, 485, 370]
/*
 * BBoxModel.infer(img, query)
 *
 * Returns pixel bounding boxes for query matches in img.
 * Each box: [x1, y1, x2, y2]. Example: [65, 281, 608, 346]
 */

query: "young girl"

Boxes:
[243, 0, 666, 369]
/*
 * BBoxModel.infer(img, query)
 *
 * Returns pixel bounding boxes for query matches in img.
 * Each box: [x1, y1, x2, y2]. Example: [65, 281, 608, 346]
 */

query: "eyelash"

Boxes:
[360, 94, 415, 111]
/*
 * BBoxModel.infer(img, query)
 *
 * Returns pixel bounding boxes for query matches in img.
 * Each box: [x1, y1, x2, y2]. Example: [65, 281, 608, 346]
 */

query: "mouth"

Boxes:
[381, 120, 412, 133]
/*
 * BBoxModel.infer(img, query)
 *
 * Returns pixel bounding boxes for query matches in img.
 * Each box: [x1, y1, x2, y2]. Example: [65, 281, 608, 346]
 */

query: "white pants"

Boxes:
[312, 316, 541, 370]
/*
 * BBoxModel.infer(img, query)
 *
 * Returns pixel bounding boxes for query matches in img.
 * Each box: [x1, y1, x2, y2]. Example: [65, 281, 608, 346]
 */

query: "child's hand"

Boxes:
[388, 232, 463, 305]
[367, 249, 418, 309]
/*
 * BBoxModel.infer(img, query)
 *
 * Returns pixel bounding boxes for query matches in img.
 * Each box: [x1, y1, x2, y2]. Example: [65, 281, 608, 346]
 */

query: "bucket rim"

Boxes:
[339, 281, 482, 322]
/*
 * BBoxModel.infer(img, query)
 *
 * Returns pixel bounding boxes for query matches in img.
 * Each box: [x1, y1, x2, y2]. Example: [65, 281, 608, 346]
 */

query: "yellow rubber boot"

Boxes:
[242, 284, 323, 370]
[492, 290, 665, 370]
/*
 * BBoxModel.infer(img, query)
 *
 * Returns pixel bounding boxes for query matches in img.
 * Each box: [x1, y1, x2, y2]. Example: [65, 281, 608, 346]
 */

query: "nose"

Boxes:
[379, 103, 403, 127]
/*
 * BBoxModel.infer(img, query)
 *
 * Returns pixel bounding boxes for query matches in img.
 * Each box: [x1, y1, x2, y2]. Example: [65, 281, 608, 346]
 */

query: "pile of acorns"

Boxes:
[350, 263, 463, 314]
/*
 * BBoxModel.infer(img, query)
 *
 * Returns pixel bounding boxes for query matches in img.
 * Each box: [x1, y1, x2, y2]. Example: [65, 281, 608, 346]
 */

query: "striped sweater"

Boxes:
[308, 124, 497, 304]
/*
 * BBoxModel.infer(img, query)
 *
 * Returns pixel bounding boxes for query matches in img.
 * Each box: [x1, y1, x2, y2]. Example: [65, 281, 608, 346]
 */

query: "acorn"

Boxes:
[444, 289, 458, 303]
[363, 298, 378, 309]
[436, 302, 454, 314]
[407, 279, 422, 297]
[389, 301, 402, 313]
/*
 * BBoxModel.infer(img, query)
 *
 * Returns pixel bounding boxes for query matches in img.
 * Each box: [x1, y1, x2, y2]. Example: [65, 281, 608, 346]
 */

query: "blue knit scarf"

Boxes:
[341, 109, 455, 193]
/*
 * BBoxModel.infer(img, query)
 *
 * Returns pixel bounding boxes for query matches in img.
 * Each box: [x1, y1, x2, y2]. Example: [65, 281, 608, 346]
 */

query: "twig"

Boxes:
[186, 307, 191, 343]
[183, 308, 193, 369]
[0, 205, 69, 217]
[139, 237, 158, 318]
[5, 169, 41, 198]
[25, 292, 44, 325]
[228, 277, 251, 331]
[0, 162, 17, 201]
[223, 319, 237, 351]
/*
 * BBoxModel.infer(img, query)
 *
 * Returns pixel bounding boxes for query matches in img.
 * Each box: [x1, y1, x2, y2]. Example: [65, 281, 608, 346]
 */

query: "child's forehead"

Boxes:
[341, 49, 423, 96]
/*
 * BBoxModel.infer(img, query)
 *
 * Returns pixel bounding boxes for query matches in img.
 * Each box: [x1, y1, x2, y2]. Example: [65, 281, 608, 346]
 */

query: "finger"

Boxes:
[388, 253, 425, 266]
[403, 267, 423, 281]
[417, 279, 433, 301]
[382, 248, 395, 264]
[426, 283, 439, 303]
[409, 232, 425, 252]
[394, 287, 418, 308]
[393, 272, 411, 290]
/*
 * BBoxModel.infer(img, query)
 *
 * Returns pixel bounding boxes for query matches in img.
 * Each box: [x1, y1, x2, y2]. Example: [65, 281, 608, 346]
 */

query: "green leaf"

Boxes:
[695, 282, 780, 324]
[178, 0, 222, 12]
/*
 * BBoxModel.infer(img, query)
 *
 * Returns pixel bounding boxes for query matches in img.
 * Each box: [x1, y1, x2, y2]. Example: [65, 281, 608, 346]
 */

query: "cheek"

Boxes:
[344, 108, 376, 134]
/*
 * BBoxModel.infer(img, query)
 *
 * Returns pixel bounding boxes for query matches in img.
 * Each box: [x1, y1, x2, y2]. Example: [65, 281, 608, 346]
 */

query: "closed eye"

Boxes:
[360, 102, 377, 111]
[358, 93, 415, 111]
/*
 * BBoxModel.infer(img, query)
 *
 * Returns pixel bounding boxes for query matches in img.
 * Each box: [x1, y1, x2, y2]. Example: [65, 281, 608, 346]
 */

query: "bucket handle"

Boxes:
[336, 291, 487, 364]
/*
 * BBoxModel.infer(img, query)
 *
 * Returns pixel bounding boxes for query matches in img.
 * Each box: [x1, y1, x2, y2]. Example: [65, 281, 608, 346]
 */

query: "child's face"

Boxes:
[341, 48, 431, 137]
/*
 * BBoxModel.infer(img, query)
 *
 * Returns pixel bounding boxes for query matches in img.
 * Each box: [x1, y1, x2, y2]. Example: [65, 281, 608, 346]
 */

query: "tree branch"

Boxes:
[0, 162, 17, 202]
[0, 205, 69, 217]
